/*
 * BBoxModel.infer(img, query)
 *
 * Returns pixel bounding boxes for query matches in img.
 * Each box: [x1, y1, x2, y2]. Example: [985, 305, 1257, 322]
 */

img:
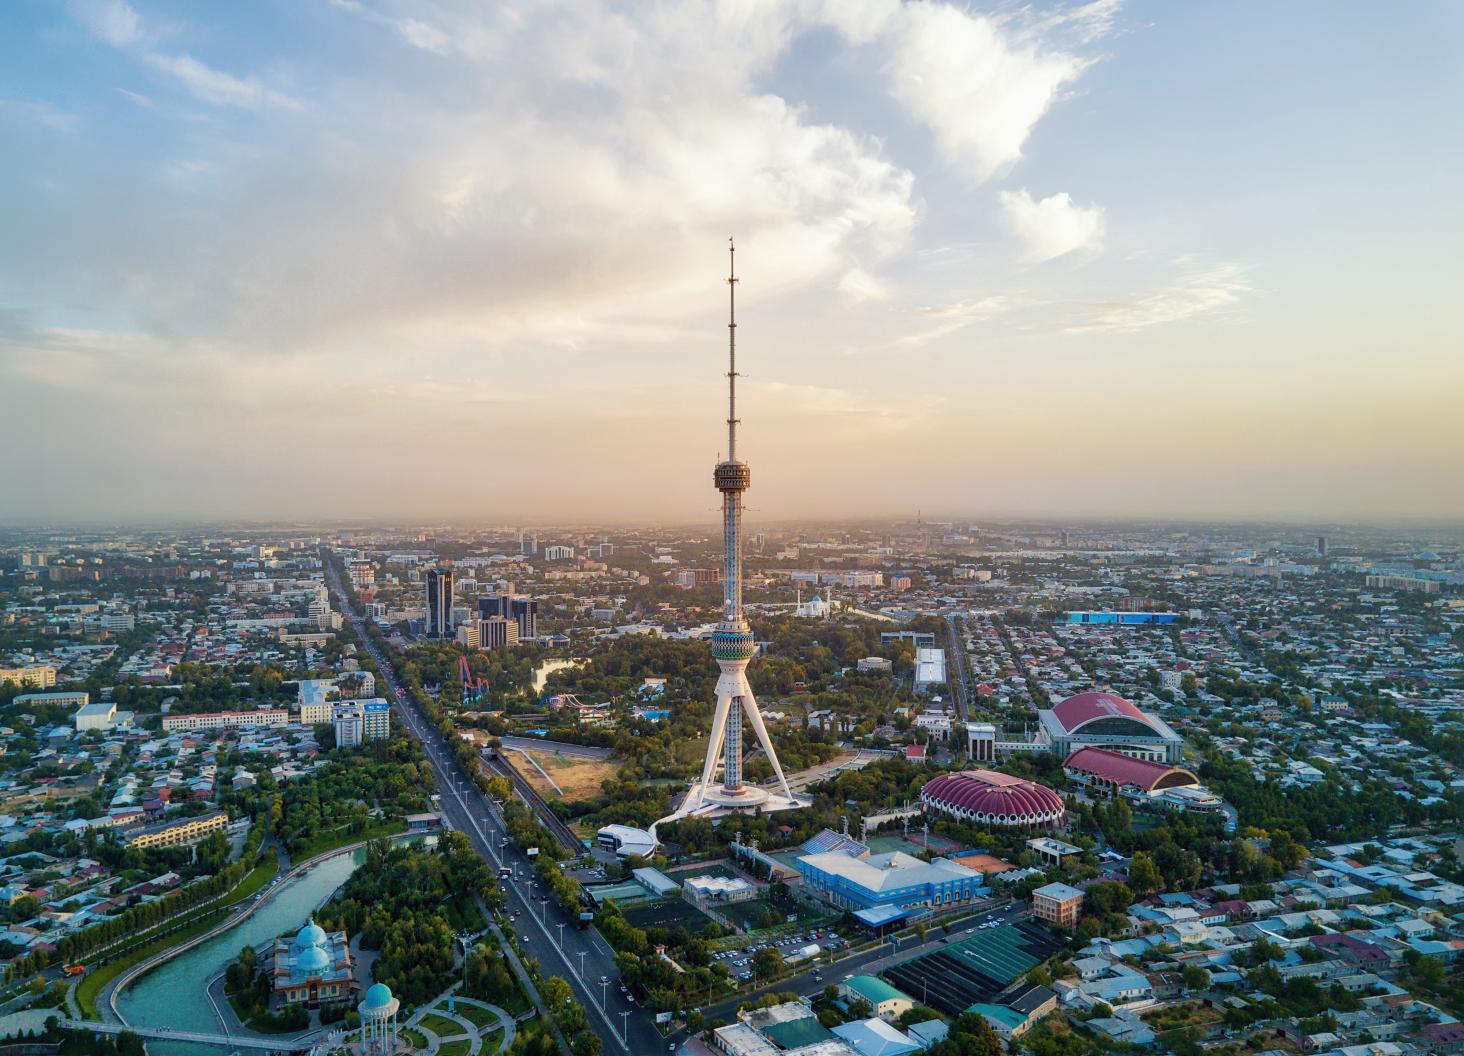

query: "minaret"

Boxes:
[686, 240, 798, 813]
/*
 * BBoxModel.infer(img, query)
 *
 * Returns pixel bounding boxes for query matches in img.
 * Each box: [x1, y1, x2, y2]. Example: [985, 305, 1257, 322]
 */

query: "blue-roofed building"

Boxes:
[798, 850, 984, 913]
[270, 917, 356, 1008]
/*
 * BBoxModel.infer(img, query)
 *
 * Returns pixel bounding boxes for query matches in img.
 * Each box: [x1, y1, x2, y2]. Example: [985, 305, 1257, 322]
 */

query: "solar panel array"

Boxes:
[799, 828, 870, 858]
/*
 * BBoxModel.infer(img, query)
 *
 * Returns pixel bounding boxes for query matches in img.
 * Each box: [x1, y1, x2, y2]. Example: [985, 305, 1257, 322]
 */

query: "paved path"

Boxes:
[405, 985, 513, 1056]
[60, 1017, 317, 1051]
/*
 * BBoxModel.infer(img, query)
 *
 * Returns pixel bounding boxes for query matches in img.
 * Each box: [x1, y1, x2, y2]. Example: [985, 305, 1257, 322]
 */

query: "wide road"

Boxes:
[944, 613, 972, 722]
[323, 558, 662, 1056]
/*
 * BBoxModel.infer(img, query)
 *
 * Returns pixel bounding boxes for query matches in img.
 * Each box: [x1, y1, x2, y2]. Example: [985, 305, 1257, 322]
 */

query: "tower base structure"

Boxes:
[654, 652, 810, 829]
[660, 781, 808, 823]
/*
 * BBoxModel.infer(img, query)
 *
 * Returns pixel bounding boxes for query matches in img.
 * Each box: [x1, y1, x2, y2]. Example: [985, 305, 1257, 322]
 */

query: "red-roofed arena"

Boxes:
[1062, 746, 1199, 793]
[920, 769, 1067, 830]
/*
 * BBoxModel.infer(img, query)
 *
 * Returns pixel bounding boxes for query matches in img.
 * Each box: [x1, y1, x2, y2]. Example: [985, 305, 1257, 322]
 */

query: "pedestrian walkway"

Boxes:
[401, 984, 513, 1055]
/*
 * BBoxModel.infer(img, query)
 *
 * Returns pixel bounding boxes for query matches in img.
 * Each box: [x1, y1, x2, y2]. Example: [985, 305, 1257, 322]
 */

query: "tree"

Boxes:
[752, 947, 785, 980]
[930, 1012, 1002, 1056]
[571, 1030, 602, 1056]
[1128, 851, 1163, 895]
[542, 975, 573, 1009]
[1412, 954, 1445, 987]
[1181, 963, 1209, 991]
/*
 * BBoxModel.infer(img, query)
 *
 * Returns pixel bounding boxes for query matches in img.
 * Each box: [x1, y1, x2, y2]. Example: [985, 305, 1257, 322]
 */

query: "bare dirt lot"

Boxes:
[514, 748, 620, 802]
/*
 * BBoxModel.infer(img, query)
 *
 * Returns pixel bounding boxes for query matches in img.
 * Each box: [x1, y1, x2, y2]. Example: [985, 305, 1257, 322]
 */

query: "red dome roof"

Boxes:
[921, 770, 1065, 824]
[1050, 691, 1151, 733]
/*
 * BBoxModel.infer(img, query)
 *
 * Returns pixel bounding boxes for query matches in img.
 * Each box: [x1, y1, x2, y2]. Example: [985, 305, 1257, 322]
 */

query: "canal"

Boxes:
[116, 848, 364, 1056]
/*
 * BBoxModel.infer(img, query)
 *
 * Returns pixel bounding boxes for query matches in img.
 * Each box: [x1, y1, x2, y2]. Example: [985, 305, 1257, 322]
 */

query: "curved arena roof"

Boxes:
[921, 770, 1066, 828]
[1063, 747, 1198, 792]
[1050, 691, 1158, 735]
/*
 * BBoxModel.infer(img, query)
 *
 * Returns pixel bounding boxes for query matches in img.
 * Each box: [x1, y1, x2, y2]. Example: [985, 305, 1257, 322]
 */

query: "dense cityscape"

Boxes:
[3, 3, 1461, 1056]
[0, 506, 1458, 1056]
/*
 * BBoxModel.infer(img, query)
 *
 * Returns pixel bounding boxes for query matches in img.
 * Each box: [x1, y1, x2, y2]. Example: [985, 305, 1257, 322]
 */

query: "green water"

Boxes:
[115, 849, 363, 1056]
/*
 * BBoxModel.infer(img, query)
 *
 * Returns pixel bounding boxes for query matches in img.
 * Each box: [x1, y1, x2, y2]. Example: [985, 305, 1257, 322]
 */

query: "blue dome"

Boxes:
[296, 943, 330, 974]
[362, 982, 393, 1009]
[295, 919, 327, 949]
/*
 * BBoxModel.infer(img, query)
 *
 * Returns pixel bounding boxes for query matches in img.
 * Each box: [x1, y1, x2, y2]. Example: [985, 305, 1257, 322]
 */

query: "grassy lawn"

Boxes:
[291, 818, 406, 863]
[401, 1027, 429, 1048]
[455, 1002, 501, 1029]
[76, 908, 229, 1017]
[438, 1039, 474, 1056]
[419, 1012, 466, 1038]
[223, 857, 280, 906]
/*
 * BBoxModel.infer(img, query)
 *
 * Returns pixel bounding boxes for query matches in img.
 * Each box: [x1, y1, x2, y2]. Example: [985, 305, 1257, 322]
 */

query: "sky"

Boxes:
[2, 0, 1462, 525]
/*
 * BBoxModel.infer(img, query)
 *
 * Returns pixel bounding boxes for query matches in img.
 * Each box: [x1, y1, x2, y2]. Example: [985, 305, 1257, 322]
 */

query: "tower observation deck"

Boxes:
[651, 241, 806, 823]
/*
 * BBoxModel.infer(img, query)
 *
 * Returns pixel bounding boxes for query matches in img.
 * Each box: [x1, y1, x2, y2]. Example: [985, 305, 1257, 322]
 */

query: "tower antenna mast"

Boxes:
[728, 237, 739, 463]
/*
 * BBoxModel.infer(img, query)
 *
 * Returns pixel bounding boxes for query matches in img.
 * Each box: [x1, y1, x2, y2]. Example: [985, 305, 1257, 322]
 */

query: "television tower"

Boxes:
[663, 241, 804, 821]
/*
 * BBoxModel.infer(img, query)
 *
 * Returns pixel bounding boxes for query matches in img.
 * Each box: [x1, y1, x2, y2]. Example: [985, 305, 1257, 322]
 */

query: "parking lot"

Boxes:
[710, 928, 848, 982]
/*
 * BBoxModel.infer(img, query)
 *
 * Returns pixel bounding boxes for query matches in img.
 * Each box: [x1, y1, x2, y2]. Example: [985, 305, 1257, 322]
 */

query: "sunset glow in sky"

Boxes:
[2, 1, 1461, 523]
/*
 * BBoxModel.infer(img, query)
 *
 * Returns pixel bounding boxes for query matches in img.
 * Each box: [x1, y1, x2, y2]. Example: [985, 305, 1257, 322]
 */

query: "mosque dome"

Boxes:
[295, 943, 331, 975]
[362, 982, 394, 1010]
[295, 919, 327, 949]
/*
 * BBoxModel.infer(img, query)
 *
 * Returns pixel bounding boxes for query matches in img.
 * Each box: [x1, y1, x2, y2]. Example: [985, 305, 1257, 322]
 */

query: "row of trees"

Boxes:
[7, 819, 266, 979]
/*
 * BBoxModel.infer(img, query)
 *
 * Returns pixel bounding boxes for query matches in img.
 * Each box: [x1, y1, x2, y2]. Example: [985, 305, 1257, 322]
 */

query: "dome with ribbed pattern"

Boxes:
[921, 770, 1066, 829]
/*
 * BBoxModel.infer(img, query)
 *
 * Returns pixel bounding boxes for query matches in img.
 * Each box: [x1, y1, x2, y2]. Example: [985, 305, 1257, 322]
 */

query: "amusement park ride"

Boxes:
[458, 653, 489, 705]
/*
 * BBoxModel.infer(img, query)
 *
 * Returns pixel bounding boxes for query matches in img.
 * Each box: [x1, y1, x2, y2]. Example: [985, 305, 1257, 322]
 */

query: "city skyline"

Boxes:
[2, 0, 1462, 522]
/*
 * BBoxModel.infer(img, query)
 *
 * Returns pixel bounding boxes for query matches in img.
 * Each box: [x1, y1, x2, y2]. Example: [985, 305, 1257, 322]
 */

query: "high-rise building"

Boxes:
[543, 545, 575, 561]
[520, 533, 537, 556]
[333, 699, 391, 746]
[1317, 535, 1328, 556]
[660, 241, 805, 825]
[478, 595, 537, 640]
[363, 700, 391, 741]
[424, 568, 454, 638]
[347, 560, 375, 588]
[333, 703, 363, 747]
[478, 616, 519, 649]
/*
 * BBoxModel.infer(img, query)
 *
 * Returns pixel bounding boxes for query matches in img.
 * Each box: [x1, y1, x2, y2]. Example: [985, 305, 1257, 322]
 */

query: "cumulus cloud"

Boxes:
[821, 0, 1102, 184]
[1000, 188, 1106, 263]
[6, 1, 1177, 518]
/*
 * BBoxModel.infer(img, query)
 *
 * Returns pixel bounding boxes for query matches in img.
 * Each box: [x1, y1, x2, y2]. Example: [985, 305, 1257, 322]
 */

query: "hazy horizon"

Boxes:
[3, 1, 1461, 523]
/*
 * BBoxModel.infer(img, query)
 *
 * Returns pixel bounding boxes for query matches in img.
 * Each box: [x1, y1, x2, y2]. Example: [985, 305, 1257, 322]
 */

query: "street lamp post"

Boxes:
[619, 1011, 630, 1044]
[556, 922, 565, 950]
[578, 951, 587, 979]
[600, 978, 608, 1009]
[453, 929, 474, 1012]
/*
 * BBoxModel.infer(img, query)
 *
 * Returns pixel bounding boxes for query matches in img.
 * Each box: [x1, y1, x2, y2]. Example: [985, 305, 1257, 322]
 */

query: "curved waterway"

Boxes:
[116, 848, 364, 1056]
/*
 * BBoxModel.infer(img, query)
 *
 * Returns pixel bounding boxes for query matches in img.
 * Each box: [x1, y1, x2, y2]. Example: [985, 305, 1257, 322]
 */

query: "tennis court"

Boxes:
[623, 898, 714, 932]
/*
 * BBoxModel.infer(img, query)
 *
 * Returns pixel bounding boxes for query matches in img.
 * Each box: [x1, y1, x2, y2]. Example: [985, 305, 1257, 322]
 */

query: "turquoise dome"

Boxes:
[295, 919, 326, 948]
[362, 982, 393, 1009]
[296, 943, 330, 974]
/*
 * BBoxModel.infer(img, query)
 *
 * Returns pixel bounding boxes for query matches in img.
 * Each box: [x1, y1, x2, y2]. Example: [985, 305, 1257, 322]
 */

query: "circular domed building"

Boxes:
[920, 769, 1066, 830]
[358, 982, 400, 1054]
